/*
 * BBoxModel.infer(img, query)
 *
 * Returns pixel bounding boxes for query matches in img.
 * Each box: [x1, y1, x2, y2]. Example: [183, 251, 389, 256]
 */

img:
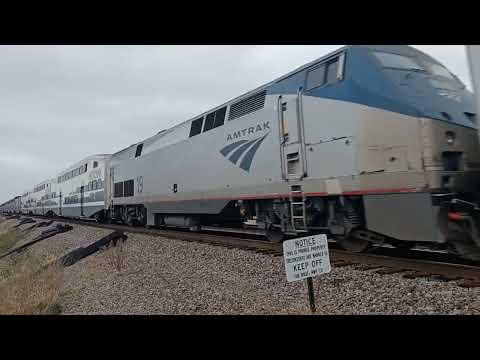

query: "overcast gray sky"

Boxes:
[0, 45, 473, 203]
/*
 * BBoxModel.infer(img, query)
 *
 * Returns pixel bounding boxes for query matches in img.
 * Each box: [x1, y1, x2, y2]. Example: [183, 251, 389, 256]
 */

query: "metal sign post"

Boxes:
[283, 234, 331, 314]
[306, 277, 316, 313]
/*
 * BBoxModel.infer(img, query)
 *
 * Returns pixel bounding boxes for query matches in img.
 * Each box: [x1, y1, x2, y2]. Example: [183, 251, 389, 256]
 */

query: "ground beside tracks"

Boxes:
[1, 215, 480, 315]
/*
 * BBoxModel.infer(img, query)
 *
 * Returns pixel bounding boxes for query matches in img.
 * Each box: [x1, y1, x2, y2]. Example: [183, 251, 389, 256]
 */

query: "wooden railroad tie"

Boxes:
[457, 279, 480, 288]
[352, 264, 386, 271]
[375, 268, 409, 275]
[332, 261, 356, 267]
[402, 271, 433, 279]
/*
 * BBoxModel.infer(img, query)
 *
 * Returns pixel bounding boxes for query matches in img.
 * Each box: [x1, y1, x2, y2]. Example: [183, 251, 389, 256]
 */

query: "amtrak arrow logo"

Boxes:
[219, 132, 270, 172]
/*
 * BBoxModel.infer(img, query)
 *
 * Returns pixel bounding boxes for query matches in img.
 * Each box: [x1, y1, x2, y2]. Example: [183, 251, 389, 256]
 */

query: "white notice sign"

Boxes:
[283, 234, 331, 282]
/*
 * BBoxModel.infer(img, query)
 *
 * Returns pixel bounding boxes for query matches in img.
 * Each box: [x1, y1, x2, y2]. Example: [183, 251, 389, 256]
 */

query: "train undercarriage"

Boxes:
[102, 191, 480, 262]
[5, 192, 480, 262]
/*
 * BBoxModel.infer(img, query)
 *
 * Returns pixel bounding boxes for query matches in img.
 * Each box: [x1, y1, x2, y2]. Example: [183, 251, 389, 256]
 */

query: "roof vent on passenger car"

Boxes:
[228, 90, 267, 121]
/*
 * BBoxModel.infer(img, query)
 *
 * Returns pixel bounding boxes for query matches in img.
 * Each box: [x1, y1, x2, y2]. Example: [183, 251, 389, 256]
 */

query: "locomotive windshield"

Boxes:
[372, 51, 425, 71]
[372, 50, 462, 85]
[422, 60, 457, 81]
[370, 48, 474, 128]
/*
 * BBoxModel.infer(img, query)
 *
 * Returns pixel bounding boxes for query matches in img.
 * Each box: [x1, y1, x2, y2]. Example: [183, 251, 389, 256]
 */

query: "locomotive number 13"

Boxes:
[136, 176, 143, 193]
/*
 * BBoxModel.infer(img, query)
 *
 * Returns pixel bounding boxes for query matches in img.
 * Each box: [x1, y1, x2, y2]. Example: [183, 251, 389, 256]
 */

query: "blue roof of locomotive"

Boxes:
[267, 45, 476, 128]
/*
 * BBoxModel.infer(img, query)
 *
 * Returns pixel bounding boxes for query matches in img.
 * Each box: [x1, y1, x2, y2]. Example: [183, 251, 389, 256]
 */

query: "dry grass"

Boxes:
[103, 239, 127, 273]
[0, 220, 25, 255]
[0, 254, 64, 315]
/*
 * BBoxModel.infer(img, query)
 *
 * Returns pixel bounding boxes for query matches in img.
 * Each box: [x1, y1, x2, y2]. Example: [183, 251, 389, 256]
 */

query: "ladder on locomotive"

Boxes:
[289, 184, 308, 232]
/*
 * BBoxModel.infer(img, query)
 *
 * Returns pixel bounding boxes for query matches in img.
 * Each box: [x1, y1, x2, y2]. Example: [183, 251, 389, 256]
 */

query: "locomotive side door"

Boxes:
[277, 90, 307, 180]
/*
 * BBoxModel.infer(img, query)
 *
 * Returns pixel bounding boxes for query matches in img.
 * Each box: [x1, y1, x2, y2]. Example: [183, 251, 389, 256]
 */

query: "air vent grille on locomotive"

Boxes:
[228, 90, 266, 121]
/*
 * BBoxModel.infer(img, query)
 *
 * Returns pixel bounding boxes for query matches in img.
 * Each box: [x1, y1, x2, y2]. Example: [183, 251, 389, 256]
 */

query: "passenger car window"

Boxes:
[189, 117, 204, 137]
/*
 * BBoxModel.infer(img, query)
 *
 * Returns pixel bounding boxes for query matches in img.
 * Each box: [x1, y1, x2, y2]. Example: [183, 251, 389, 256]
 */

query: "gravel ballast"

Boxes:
[57, 227, 480, 315]
[2, 216, 480, 315]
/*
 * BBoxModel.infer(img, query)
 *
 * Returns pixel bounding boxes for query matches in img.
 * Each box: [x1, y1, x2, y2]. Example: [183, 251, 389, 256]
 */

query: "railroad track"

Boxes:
[12, 214, 282, 253]
[330, 250, 480, 288]
[5, 214, 480, 288]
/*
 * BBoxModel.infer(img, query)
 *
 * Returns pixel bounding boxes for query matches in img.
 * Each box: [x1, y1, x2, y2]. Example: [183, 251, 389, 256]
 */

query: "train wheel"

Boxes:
[337, 236, 370, 252]
[336, 230, 370, 252]
[189, 224, 201, 232]
[447, 220, 480, 261]
[448, 237, 480, 261]
[126, 215, 135, 227]
[266, 228, 285, 243]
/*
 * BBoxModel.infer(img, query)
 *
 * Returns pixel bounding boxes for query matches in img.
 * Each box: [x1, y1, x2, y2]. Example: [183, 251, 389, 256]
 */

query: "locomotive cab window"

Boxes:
[325, 59, 339, 84]
[306, 65, 326, 90]
[189, 117, 204, 137]
[93, 161, 98, 168]
[306, 54, 345, 90]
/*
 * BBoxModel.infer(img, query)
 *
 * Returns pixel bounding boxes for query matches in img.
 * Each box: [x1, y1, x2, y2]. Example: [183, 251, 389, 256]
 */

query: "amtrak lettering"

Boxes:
[226, 121, 270, 142]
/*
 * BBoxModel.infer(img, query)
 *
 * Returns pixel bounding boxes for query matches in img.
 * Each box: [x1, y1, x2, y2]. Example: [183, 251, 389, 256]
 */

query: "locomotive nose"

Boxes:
[421, 117, 480, 192]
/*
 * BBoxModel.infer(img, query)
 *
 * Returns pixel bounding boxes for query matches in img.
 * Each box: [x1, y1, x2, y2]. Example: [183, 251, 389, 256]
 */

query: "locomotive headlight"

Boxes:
[445, 131, 456, 145]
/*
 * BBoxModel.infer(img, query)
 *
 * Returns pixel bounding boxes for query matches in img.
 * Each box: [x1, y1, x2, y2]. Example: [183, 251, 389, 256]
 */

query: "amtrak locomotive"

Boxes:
[3, 45, 480, 260]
